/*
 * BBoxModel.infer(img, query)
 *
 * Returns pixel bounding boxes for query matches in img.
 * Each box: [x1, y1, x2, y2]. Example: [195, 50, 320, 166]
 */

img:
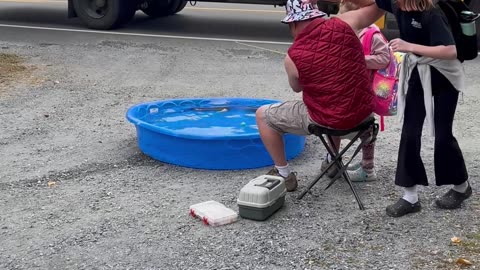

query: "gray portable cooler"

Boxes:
[237, 175, 287, 221]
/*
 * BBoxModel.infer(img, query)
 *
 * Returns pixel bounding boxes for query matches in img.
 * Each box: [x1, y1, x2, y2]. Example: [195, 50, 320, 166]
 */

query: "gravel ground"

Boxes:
[0, 36, 479, 270]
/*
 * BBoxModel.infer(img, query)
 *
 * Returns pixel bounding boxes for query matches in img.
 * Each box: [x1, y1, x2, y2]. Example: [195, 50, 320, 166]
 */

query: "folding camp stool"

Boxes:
[297, 116, 379, 210]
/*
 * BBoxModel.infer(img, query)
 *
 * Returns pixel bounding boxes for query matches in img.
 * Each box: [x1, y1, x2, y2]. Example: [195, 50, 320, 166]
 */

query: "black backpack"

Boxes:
[434, 0, 479, 62]
[392, 0, 479, 62]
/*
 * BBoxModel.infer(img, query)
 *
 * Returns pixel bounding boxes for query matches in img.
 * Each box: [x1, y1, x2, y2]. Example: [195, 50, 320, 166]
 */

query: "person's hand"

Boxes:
[388, 38, 413, 53]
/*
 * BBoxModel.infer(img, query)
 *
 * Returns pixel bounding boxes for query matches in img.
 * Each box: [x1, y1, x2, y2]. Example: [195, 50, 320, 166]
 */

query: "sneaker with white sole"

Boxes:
[349, 167, 377, 182]
[347, 161, 362, 171]
[266, 167, 298, 192]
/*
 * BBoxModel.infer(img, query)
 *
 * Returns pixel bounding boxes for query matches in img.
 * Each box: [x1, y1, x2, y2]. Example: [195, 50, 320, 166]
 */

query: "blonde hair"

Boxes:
[339, 0, 359, 13]
[397, 0, 434, 11]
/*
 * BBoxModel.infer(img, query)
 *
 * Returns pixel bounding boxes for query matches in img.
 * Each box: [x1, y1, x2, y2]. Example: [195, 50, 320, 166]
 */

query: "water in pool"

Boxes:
[146, 106, 260, 137]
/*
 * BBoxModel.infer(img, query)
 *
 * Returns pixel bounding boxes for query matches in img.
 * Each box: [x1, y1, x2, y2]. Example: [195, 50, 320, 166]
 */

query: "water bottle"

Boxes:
[460, 11, 477, 36]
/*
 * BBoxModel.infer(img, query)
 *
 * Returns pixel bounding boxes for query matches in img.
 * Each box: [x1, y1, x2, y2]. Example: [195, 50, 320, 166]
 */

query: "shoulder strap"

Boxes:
[386, 50, 397, 76]
[362, 27, 380, 55]
[391, 0, 398, 14]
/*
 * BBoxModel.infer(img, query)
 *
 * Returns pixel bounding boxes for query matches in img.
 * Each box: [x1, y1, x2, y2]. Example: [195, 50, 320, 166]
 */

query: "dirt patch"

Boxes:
[454, 232, 480, 268]
[0, 53, 27, 81]
[412, 231, 480, 270]
[0, 53, 39, 94]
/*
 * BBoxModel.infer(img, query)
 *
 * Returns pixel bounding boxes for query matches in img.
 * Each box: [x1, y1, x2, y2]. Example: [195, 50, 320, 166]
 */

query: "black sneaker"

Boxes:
[435, 183, 472, 210]
[386, 198, 421, 218]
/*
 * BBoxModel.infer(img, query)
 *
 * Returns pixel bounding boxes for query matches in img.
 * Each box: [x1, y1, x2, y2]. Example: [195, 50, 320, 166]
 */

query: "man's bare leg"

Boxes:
[256, 106, 287, 166]
[331, 136, 341, 153]
[257, 105, 340, 166]
[325, 136, 341, 162]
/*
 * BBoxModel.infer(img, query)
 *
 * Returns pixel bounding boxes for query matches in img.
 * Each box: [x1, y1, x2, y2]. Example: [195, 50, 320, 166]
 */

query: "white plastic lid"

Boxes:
[189, 201, 238, 227]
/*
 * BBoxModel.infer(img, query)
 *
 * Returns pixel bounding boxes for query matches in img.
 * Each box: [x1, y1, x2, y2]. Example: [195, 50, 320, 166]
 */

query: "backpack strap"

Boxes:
[363, 27, 396, 76]
[391, 0, 399, 15]
[386, 49, 397, 77]
[362, 26, 381, 56]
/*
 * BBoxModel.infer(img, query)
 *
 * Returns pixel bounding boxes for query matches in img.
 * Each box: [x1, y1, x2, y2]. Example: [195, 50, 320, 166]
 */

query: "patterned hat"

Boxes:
[281, 0, 327, 24]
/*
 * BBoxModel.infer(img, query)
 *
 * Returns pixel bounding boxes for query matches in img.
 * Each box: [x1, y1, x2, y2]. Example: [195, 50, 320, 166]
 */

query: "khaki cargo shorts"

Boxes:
[261, 100, 319, 135]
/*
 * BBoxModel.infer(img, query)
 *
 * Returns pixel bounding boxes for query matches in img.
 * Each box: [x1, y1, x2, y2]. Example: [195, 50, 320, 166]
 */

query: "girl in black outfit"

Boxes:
[371, 0, 471, 217]
[303, 0, 472, 217]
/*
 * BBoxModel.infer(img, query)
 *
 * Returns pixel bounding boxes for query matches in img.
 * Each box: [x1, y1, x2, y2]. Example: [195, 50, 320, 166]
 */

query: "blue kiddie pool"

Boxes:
[126, 98, 306, 170]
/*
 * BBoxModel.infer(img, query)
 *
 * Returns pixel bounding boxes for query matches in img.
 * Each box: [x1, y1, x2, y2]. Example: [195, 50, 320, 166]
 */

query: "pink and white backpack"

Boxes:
[362, 26, 400, 131]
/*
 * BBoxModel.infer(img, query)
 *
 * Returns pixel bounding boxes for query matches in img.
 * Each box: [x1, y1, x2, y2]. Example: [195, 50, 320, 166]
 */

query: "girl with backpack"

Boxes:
[338, 0, 392, 182]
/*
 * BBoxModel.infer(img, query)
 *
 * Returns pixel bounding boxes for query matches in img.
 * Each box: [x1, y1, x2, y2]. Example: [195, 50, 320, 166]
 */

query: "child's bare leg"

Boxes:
[361, 142, 375, 173]
[359, 128, 375, 172]
[349, 128, 377, 182]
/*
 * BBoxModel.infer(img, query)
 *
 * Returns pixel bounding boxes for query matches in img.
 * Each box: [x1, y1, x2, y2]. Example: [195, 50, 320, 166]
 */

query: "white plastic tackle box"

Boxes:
[189, 201, 238, 227]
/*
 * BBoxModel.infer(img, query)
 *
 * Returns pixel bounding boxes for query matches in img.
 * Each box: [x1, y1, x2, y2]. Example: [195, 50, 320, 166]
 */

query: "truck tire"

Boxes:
[141, 0, 187, 17]
[73, 0, 137, 30]
[175, 0, 187, 13]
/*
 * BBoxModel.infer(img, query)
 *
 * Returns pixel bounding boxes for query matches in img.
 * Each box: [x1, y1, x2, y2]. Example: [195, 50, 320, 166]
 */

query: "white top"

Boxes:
[397, 54, 466, 137]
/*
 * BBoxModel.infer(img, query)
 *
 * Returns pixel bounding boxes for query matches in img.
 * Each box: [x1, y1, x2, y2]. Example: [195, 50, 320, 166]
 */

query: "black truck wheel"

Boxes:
[175, 0, 187, 13]
[73, 0, 137, 30]
[141, 0, 187, 17]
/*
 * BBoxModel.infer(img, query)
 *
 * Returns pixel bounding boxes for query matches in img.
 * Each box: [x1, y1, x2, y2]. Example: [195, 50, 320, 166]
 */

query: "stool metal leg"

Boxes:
[324, 134, 365, 210]
[297, 133, 362, 202]
[297, 133, 359, 200]
[297, 134, 340, 200]
[329, 133, 369, 210]
[297, 167, 329, 200]
[297, 127, 372, 210]
[327, 133, 368, 210]
[325, 130, 369, 188]
[324, 134, 362, 190]
[343, 169, 365, 210]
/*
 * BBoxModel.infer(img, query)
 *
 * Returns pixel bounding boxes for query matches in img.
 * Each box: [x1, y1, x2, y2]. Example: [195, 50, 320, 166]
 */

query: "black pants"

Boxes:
[395, 67, 468, 187]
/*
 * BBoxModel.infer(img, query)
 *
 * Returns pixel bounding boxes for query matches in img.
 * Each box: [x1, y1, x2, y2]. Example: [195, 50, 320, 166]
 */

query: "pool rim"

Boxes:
[126, 97, 284, 141]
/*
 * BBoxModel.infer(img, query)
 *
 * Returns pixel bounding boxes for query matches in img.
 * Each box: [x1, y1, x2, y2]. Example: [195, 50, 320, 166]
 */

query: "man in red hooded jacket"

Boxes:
[256, 0, 384, 191]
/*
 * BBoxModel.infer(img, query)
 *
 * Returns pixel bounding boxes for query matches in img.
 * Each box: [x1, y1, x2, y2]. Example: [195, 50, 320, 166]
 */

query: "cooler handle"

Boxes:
[254, 176, 281, 190]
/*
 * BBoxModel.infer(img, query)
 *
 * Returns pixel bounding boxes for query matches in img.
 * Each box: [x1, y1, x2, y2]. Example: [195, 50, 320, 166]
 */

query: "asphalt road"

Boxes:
[0, 0, 292, 43]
